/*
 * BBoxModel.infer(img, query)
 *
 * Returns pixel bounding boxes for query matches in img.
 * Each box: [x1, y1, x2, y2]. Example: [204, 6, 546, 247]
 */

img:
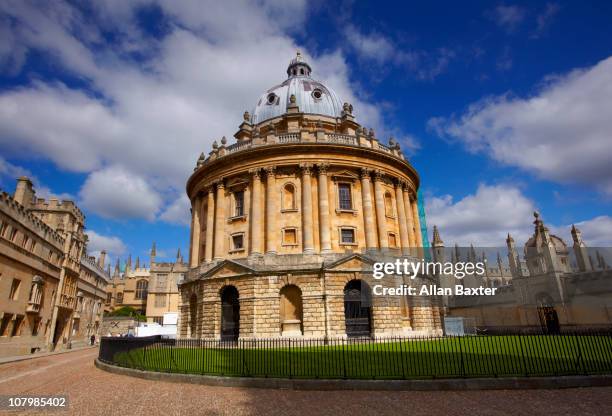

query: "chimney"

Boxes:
[14, 177, 35, 209]
[98, 250, 107, 268]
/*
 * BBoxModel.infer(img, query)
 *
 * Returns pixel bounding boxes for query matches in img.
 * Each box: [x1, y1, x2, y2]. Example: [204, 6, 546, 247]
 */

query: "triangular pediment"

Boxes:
[331, 169, 359, 181]
[324, 253, 375, 271]
[201, 260, 255, 279]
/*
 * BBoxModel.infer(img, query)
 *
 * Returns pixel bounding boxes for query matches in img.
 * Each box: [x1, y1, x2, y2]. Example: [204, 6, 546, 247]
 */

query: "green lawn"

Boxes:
[111, 335, 612, 379]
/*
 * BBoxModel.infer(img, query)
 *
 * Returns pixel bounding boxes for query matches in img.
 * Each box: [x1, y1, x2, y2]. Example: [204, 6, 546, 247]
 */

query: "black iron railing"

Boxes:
[98, 331, 612, 380]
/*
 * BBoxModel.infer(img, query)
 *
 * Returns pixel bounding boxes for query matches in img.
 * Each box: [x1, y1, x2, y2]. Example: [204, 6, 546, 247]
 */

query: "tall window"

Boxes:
[338, 184, 352, 210]
[282, 184, 296, 210]
[234, 191, 244, 217]
[9, 279, 20, 300]
[340, 228, 355, 244]
[135, 280, 148, 300]
[384, 192, 394, 217]
[116, 292, 124, 304]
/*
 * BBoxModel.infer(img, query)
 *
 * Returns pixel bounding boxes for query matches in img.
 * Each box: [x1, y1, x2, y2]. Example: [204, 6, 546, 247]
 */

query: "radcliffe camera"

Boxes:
[0, 2, 611, 416]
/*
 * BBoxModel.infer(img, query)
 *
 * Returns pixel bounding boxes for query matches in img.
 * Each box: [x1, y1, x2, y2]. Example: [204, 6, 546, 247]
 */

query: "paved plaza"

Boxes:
[0, 348, 610, 416]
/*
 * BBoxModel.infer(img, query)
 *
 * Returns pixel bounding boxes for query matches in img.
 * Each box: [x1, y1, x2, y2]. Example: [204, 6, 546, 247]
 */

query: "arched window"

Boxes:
[135, 280, 148, 300]
[384, 191, 394, 217]
[116, 292, 123, 304]
[282, 183, 296, 211]
[280, 285, 303, 336]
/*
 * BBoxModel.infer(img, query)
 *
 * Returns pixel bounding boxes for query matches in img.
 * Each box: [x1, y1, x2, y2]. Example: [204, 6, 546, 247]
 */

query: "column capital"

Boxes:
[359, 167, 371, 179]
[373, 169, 385, 182]
[264, 165, 276, 176]
[249, 167, 262, 179]
[213, 180, 225, 190]
[317, 163, 330, 175]
[299, 163, 313, 175]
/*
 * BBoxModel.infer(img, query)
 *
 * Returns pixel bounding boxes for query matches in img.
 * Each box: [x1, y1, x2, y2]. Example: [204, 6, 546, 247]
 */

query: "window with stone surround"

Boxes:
[384, 191, 394, 217]
[116, 292, 124, 304]
[9, 278, 20, 300]
[154, 294, 166, 307]
[0, 314, 13, 336]
[231, 233, 245, 251]
[388, 232, 398, 248]
[282, 228, 298, 246]
[339, 227, 356, 245]
[234, 190, 244, 217]
[11, 315, 23, 337]
[338, 183, 352, 210]
[135, 280, 148, 300]
[281, 183, 297, 211]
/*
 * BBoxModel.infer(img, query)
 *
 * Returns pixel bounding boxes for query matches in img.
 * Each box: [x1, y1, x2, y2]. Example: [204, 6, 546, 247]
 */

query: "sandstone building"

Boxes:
[0, 177, 109, 357]
[105, 244, 187, 325]
[178, 54, 443, 340]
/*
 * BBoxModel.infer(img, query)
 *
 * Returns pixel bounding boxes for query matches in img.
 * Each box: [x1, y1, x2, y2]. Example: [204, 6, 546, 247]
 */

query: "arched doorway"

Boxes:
[189, 294, 198, 337]
[220, 286, 240, 341]
[344, 280, 372, 337]
[536, 293, 560, 334]
[280, 285, 303, 336]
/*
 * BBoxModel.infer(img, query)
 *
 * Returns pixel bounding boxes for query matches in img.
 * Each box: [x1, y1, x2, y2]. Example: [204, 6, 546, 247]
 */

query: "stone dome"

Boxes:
[251, 53, 344, 125]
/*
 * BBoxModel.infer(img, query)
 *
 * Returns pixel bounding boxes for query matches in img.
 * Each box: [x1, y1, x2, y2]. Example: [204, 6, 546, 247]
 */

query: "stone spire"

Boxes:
[113, 258, 121, 278]
[176, 248, 183, 264]
[507, 233, 521, 278]
[571, 225, 592, 272]
[431, 225, 444, 247]
[126, 254, 132, 274]
[135, 256, 140, 269]
[150, 242, 157, 266]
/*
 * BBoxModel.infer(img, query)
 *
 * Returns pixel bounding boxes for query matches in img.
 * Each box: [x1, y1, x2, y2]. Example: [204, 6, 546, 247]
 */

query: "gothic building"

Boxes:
[105, 244, 187, 325]
[0, 177, 109, 357]
[178, 53, 443, 340]
[439, 212, 612, 331]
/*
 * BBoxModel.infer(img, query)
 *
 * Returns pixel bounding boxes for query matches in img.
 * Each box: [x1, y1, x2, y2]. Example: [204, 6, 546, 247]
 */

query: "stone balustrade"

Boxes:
[201, 131, 405, 166]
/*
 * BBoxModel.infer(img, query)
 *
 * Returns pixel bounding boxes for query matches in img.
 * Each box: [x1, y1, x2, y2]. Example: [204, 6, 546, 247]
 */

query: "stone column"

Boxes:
[213, 182, 225, 261]
[403, 187, 416, 248]
[411, 194, 423, 248]
[359, 168, 377, 250]
[373, 170, 388, 249]
[317, 163, 332, 253]
[190, 195, 202, 267]
[300, 163, 315, 253]
[394, 181, 410, 255]
[265, 166, 277, 254]
[204, 188, 215, 262]
[249, 169, 263, 256]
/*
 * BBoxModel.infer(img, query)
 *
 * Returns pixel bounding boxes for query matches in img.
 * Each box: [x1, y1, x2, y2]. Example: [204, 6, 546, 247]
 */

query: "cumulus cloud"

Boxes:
[79, 166, 163, 220]
[86, 229, 128, 256]
[425, 183, 536, 246]
[428, 56, 612, 195]
[550, 216, 612, 247]
[0, 0, 393, 222]
[159, 194, 191, 226]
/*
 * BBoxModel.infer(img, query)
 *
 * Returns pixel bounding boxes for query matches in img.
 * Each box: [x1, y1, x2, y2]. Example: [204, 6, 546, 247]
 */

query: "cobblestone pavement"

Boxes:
[0, 348, 611, 416]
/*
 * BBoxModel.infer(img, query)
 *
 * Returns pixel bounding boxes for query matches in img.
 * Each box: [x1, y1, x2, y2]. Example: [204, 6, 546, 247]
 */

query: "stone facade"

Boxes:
[0, 178, 109, 357]
[438, 213, 612, 331]
[179, 54, 442, 340]
[105, 244, 187, 324]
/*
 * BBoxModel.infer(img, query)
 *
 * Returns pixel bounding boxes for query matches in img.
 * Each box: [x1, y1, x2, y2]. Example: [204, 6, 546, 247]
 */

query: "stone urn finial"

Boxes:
[290, 94, 296, 104]
[243, 111, 250, 122]
[212, 140, 218, 149]
[221, 136, 227, 145]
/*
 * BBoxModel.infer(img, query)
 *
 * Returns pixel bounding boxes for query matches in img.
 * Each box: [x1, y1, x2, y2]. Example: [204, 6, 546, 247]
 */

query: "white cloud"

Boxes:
[487, 4, 526, 33]
[428, 56, 612, 195]
[551, 216, 612, 247]
[0, 0, 390, 223]
[159, 194, 191, 226]
[86, 229, 128, 256]
[79, 165, 163, 220]
[344, 25, 395, 64]
[0, 156, 73, 200]
[425, 183, 536, 246]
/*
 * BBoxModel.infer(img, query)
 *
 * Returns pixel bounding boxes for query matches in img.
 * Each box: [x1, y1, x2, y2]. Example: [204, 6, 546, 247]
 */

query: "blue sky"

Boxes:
[0, 0, 611, 266]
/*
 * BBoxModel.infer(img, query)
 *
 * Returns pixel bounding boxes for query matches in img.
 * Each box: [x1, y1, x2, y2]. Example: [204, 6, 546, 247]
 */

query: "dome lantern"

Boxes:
[286, 51, 312, 78]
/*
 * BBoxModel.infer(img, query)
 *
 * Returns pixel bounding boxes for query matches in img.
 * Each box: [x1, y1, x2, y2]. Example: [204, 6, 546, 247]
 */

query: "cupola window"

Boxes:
[312, 89, 323, 100]
[266, 93, 277, 105]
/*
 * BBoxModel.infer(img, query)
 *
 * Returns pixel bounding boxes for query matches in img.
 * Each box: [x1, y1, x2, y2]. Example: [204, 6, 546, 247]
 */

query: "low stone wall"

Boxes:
[94, 359, 612, 391]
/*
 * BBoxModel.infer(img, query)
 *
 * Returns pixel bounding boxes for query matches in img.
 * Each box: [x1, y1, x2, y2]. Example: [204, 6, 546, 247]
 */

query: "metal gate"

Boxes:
[344, 280, 371, 337]
[221, 286, 240, 341]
